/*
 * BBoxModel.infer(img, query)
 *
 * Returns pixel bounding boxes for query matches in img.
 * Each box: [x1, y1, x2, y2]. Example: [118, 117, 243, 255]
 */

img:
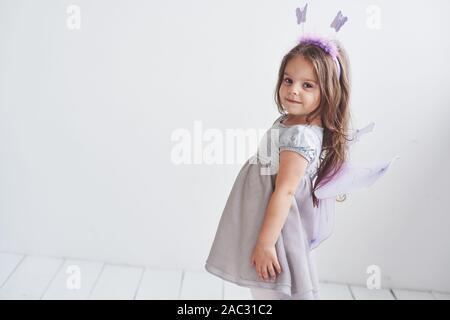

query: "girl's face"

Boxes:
[279, 55, 321, 124]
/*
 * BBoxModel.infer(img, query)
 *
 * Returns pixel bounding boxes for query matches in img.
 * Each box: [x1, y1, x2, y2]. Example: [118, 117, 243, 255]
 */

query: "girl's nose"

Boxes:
[289, 85, 302, 95]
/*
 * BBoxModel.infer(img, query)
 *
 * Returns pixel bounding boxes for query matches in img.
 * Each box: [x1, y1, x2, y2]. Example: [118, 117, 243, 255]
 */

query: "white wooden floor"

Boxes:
[1, 251, 449, 300]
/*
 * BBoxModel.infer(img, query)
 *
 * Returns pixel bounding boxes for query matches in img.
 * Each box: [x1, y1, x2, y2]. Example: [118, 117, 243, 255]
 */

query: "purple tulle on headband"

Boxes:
[298, 35, 341, 78]
[298, 35, 339, 58]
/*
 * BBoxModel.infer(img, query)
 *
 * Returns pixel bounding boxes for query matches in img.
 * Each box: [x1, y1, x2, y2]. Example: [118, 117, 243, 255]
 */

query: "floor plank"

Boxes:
[135, 267, 183, 300]
[350, 285, 395, 300]
[88, 264, 144, 300]
[392, 289, 436, 300]
[0, 255, 63, 299]
[42, 259, 104, 300]
[223, 281, 252, 300]
[319, 282, 354, 300]
[432, 291, 450, 300]
[0, 252, 25, 288]
[180, 270, 223, 300]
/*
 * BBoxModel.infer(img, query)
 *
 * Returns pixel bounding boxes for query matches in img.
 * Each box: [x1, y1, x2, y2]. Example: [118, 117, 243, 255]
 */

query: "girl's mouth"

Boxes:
[286, 98, 301, 104]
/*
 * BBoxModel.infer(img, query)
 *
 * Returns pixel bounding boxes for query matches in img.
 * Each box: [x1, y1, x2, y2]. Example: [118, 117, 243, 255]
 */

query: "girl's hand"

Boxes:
[250, 242, 282, 281]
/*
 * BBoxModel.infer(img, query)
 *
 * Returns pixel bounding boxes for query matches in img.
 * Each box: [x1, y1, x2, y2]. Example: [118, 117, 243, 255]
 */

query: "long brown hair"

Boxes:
[274, 40, 352, 207]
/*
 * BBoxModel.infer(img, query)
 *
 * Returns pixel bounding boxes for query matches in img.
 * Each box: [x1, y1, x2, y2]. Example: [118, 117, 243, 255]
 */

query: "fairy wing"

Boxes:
[315, 122, 397, 199]
[315, 157, 398, 200]
[309, 122, 399, 250]
[309, 158, 398, 250]
[310, 197, 335, 250]
[348, 122, 375, 146]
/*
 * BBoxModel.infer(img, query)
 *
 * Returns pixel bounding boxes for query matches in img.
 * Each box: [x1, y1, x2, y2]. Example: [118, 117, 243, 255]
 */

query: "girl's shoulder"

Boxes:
[275, 123, 322, 165]
[272, 114, 323, 143]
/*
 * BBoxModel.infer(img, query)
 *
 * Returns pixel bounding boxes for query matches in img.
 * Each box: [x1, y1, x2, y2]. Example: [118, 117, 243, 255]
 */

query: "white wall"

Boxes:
[1, 0, 449, 292]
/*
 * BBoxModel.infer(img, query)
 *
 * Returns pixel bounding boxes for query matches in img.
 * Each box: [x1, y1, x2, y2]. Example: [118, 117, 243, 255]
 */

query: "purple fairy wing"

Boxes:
[348, 122, 375, 146]
[310, 197, 335, 250]
[309, 123, 398, 249]
[310, 156, 398, 250]
[315, 157, 398, 200]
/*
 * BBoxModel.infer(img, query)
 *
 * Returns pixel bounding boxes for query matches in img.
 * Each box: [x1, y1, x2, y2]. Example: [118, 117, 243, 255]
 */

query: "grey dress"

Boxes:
[205, 113, 325, 299]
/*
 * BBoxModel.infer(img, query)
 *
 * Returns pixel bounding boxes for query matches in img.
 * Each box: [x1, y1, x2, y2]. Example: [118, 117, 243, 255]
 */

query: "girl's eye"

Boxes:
[283, 77, 292, 84]
[283, 78, 313, 89]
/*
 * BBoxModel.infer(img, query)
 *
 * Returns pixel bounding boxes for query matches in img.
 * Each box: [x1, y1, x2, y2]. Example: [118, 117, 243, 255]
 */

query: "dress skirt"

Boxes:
[205, 155, 320, 298]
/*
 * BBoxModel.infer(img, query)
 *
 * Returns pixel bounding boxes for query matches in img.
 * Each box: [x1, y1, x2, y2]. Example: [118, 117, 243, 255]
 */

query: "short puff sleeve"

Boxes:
[279, 126, 319, 163]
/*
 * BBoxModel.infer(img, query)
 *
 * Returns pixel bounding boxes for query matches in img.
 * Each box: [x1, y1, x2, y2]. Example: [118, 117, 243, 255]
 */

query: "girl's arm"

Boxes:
[256, 150, 308, 246]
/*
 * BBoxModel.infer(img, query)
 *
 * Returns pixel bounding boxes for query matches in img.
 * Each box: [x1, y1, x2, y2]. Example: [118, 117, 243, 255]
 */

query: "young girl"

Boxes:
[205, 35, 351, 300]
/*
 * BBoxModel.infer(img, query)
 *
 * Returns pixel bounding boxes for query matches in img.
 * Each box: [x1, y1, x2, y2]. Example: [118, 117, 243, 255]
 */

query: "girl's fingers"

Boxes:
[261, 266, 269, 280]
[274, 260, 282, 274]
[255, 262, 281, 281]
[267, 264, 276, 280]
[257, 268, 263, 280]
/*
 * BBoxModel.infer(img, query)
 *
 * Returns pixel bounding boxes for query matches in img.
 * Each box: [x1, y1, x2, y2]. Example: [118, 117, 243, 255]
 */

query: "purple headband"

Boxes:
[298, 35, 341, 78]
